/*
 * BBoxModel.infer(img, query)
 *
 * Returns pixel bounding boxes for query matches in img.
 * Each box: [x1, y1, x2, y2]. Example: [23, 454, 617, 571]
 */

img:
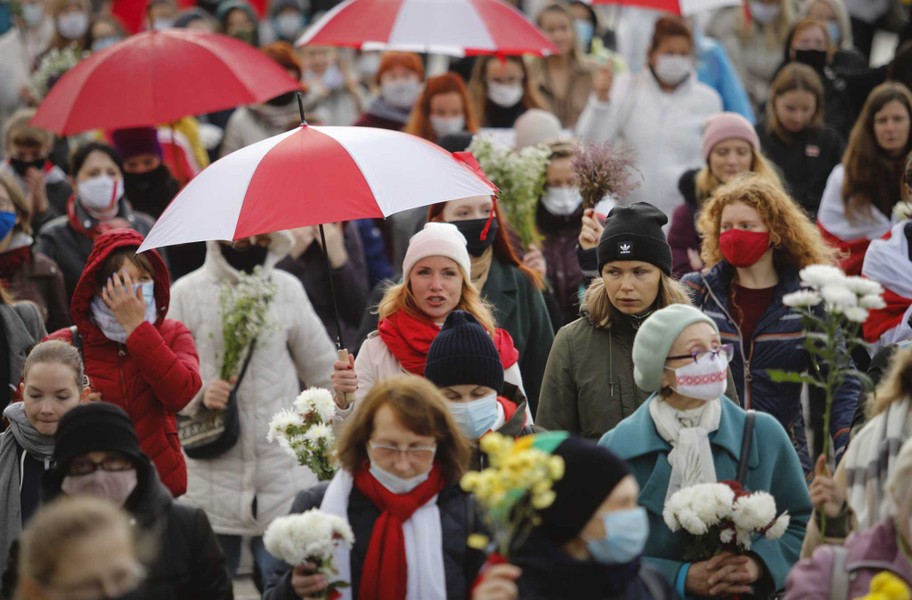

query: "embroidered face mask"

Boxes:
[665, 350, 730, 402]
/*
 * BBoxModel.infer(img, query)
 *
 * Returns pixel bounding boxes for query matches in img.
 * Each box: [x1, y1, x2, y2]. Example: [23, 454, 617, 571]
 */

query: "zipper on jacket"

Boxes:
[118, 345, 129, 403]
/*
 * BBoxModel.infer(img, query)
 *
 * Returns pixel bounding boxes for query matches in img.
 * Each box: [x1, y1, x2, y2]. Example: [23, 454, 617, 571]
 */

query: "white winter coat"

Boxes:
[169, 233, 337, 535]
[575, 70, 721, 221]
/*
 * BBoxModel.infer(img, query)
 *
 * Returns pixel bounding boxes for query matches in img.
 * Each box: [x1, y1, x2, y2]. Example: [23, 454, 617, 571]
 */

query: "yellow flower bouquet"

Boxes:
[461, 432, 566, 559]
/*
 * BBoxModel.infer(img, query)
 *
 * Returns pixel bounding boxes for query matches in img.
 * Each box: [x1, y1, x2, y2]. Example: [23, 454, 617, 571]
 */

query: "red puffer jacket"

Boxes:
[47, 230, 201, 497]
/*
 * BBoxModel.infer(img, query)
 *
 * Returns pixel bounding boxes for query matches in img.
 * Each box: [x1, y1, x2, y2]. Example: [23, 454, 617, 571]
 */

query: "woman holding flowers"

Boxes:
[785, 437, 912, 599]
[472, 436, 675, 600]
[680, 173, 858, 477]
[262, 375, 484, 600]
[600, 303, 811, 597]
[46, 229, 201, 499]
[537, 203, 697, 440]
[332, 222, 528, 415]
[168, 231, 337, 584]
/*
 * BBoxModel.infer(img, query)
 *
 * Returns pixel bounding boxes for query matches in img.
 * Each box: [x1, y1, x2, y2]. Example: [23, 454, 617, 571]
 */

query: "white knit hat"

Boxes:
[402, 222, 471, 280]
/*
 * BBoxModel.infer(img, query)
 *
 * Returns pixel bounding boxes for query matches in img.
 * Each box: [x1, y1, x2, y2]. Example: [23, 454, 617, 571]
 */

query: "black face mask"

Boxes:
[9, 157, 45, 178]
[451, 217, 498, 257]
[794, 49, 827, 73]
[267, 91, 298, 107]
[220, 243, 269, 274]
[124, 164, 171, 194]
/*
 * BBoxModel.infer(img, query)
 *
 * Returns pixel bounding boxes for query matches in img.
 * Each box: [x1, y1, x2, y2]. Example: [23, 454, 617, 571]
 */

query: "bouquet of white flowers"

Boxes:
[219, 266, 275, 380]
[770, 264, 884, 538]
[468, 136, 550, 248]
[663, 481, 790, 561]
[267, 388, 337, 480]
[264, 509, 354, 599]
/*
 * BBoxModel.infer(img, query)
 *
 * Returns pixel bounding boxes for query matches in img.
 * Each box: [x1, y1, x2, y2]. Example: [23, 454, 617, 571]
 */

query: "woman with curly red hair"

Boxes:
[680, 173, 858, 478]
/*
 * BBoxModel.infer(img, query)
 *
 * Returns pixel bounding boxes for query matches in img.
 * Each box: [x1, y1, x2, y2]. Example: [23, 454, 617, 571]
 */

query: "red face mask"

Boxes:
[720, 229, 771, 268]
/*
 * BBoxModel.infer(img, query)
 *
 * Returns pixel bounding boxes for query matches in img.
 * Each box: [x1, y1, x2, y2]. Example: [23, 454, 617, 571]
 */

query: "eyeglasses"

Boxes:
[666, 343, 734, 364]
[368, 440, 437, 464]
[65, 455, 134, 476]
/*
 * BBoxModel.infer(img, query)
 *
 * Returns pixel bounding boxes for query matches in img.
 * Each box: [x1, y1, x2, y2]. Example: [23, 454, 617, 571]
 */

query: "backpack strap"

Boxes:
[828, 545, 850, 600]
[737, 410, 756, 485]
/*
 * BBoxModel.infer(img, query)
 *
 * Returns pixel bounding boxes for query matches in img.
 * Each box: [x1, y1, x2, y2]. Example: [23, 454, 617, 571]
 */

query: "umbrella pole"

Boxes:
[319, 223, 355, 406]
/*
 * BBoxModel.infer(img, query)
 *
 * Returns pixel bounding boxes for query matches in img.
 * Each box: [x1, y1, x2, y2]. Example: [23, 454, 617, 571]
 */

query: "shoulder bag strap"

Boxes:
[234, 338, 257, 389]
[69, 325, 83, 361]
[737, 410, 756, 484]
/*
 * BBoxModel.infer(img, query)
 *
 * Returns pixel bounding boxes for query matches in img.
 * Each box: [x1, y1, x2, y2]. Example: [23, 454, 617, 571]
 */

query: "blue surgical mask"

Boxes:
[368, 459, 432, 494]
[587, 507, 649, 565]
[0, 210, 16, 241]
[91, 35, 121, 52]
[447, 393, 499, 439]
[138, 281, 154, 306]
[575, 19, 595, 50]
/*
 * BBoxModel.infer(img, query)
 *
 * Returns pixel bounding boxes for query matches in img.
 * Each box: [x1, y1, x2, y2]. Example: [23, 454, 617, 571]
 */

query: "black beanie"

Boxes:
[54, 403, 145, 467]
[538, 437, 632, 545]
[597, 202, 672, 276]
[424, 310, 504, 394]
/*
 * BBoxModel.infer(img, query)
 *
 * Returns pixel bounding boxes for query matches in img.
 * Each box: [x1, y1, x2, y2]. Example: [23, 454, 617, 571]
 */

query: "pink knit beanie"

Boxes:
[701, 112, 760, 161]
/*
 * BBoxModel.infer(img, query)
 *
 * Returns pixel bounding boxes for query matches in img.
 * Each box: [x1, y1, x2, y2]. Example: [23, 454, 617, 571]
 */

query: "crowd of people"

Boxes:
[3, 0, 912, 598]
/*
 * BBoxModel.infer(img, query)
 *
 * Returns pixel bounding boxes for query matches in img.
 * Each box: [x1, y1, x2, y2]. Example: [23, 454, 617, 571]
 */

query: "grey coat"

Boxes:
[1, 302, 46, 409]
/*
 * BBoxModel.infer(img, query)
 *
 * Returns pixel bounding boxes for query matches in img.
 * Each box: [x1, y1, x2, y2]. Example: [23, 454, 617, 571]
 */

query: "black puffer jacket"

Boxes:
[263, 480, 486, 600]
[42, 452, 232, 600]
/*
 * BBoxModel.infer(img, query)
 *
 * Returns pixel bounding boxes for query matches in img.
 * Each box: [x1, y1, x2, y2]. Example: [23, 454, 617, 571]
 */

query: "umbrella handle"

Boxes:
[337, 347, 354, 407]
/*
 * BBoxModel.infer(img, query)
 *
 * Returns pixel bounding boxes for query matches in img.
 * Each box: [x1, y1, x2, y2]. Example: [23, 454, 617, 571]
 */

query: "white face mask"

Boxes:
[382, 80, 423, 110]
[57, 11, 89, 40]
[430, 115, 465, 138]
[653, 55, 692, 86]
[541, 186, 583, 216]
[78, 175, 124, 214]
[275, 13, 303, 38]
[665, 352, 729, 402]
[152, 17, 173, 30]
[61, 469, 138, 507]
[487, 81, 524, 108]
[357, 53, 382, 79]
[369, 459, 433, 494]
[447, 393, 499, 439]
[21, 3, 45, 27]
[749, 1, 781, 25]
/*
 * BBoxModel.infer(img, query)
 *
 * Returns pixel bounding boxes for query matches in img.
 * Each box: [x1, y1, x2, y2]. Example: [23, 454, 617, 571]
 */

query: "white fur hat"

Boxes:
[402, 222, 471, 280]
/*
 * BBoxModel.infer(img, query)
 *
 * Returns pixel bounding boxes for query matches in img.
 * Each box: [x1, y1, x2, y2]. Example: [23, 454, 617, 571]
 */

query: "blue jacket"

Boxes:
[599, 396, 811, 595]
[696, 34, 755, 124]
[681, 263, 858, 475]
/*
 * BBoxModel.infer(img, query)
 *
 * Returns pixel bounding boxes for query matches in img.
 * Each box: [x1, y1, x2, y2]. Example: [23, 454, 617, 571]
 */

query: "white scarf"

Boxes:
[319, 469, 446, 600]
[90, 295, 157, 344]
[649, 396, 721, 500]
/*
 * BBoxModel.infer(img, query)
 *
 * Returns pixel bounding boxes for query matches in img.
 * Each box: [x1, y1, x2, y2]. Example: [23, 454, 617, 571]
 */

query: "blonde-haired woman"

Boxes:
[801, 343, 912, 556]
[537, 203, 701, 440]
[681, 173, 858, 478]
[331, 223, 524, 416]
[669, 111, 784, 277]
[706, 0, 795, 110]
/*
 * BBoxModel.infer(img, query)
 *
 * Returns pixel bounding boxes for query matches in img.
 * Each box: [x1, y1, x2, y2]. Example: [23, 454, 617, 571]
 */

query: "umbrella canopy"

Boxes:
[296, 0, 557, 57]
[586, 0, 741, 15]
[32, 30, 301, 135]
[138, 124, 497, 252]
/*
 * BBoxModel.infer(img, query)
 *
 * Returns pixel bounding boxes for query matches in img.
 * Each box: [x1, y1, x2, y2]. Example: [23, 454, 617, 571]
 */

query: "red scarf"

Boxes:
[863, 287, 912, 342]
[0, 246, 30, 283]
[66, 195, 131, 240]
[354, 463, 447, 600]
[377, 310, 520, 375]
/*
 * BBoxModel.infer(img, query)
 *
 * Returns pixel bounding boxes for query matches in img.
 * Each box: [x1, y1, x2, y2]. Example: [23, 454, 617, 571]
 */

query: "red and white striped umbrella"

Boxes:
[586, 0, 740, 15]
[296, 0, 557, 57]
[138, 124, 496, 252]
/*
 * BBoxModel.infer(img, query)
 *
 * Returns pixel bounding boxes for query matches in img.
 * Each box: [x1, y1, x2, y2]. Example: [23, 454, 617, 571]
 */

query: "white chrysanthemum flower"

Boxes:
[304, 423, 334, 445]
[719, 528, 734, 544]
[859, 294, 887, 310]
[267, 409, 303, 443]
[732, 492, 776, 532]
[691, 483, 735, 527]
[765, 513, 790, 540]
[820, 283, 857, 311]
[264, 509, 355, 567]
[843, 306, 869, 324]
[312, 392, 337, 423]
[736, 529, 754, 550]
[844, 276, 883, 297]
[800, 265, 846, 290]
[783, 290, 822, 308]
